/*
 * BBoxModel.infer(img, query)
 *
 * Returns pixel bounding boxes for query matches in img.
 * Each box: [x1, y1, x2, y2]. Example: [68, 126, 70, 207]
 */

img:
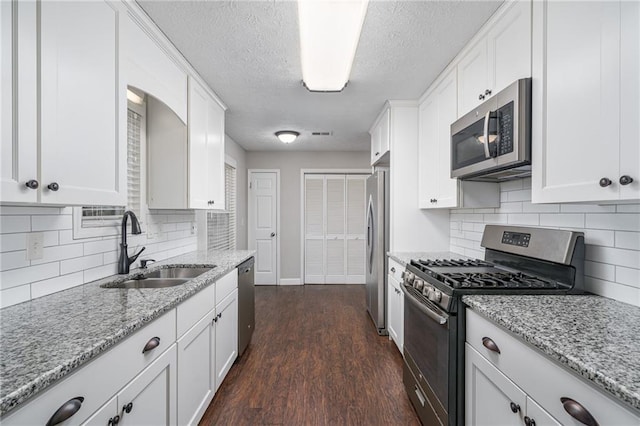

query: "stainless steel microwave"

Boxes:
[451, 78, 532, 181]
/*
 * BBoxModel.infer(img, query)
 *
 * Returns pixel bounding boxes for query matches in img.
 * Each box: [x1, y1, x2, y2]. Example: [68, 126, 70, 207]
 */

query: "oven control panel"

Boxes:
[502, 231, 531, 247]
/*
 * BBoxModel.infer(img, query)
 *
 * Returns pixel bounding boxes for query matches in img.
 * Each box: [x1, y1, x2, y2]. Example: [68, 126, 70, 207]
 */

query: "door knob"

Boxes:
[619, 175, 634, 185]
[25, 179, 39, 189]
[47, 182, 59, 191]
[270, 232, 276, 237]
[599, 177, 612, 187]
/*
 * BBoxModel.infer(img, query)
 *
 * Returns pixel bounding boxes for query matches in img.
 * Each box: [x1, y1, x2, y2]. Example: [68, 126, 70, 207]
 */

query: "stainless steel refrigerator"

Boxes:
[365, 168, 389, 335]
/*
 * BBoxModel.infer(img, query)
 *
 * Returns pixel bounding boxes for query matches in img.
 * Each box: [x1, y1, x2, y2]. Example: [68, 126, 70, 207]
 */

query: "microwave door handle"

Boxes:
[482, 111, 491, 159]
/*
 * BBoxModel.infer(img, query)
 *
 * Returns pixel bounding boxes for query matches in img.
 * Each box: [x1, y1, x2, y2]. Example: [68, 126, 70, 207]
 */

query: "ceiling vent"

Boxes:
[311, 131, 333, 136]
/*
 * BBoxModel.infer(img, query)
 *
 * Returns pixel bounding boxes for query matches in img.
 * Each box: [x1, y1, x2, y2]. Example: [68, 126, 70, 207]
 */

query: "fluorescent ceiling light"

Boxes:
[298, 0, 369, 92]
[275, 131, 300, 144]
[126, 88, 144, 105]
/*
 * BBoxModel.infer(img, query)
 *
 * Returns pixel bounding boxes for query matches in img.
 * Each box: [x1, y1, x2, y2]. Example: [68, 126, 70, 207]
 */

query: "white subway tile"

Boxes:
[539, 214, 585, 228]
[450, 246, 465, 256]
[497, 202, 523, 213]
[521, 178, 532, 189]
[450, 221, 461, 230]
[0, 262, 59, 290]
[462, 222, 475, 231]
[0, 206, 61, 215]
[584, 261, 615, 281]
[176, 222, 192, 231]
[464, 248, 485, 259]
[616, 231, 640, 250]
[60, 254, 104, 275]
[31, 243, 84, 266]
[584, 277, 640, 307]
[59, 207, 73, 215]
[585, 246, 640, 269]
[0, 251, 30, 271]
[560, 204, 616, 213]
[473, 223, 487, 233]
[31, 272, 84, 299]
[84, 239, 119, 255]
[84, 264, 117, 283]
[0, 233, 27, 252]
[103, 250, 119, 264]
[0, 285, 31, 308]
[580, 229, 615, 247]
[160, 223, 178, 232]
[500, 180, 523, 192]
[507, 189, 531, 202]
[464, 231, 483, 242]
[451, 229, 464, 239]
[462, 214, 484, 223]
[0, 216, 31, 234]
[586, 214, 640, 232]
[483, 214, 508, 224]
[522, 202, 560, 213]
[616, 266, 640, 288]
[59, 229, 102, 245]
[32, 215, 72, 231]
[617, 204, 640, 213]
[507, 214, 539, 226]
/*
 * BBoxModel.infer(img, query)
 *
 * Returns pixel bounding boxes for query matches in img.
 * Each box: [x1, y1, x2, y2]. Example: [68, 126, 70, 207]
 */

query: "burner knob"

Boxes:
[424, 287, 434, 299]
[406, 272, 415, 283]
[401, 271, 406, 279]
[429, 289, 442, 303]
[414, 279, 424, 291]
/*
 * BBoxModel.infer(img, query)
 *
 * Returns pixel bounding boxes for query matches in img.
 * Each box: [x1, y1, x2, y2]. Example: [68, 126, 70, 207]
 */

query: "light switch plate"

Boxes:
[26, 233, 44, 260]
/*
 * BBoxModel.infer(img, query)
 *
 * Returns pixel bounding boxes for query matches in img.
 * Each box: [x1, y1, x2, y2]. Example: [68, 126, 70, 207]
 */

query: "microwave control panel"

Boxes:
[498, 101, 514, 156]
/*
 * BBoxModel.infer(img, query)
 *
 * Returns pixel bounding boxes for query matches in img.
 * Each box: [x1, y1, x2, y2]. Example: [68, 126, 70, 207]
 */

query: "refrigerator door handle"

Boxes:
[367, 197, 375, 274]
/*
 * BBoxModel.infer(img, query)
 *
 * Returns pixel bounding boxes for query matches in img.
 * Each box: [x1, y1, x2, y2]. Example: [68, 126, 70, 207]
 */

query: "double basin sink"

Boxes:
[102, 267, 214, 289]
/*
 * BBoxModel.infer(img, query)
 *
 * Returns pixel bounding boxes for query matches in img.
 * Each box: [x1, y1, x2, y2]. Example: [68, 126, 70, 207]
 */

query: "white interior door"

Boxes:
[304, 175, 325, 284]
[346, 176, 366, 283]
[249, 171, 278, 285]
[325, 176, 346, 283]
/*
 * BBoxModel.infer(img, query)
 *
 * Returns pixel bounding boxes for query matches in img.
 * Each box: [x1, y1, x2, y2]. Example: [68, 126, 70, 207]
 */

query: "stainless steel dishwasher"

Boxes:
[237, 257, 255, 357]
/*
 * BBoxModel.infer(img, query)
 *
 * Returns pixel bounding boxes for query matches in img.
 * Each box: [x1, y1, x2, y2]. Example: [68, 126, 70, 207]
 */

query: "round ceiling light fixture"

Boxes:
[275, 130, 300, 144]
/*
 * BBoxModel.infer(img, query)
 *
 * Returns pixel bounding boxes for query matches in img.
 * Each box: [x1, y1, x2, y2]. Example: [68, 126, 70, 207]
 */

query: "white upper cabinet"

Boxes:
[531, 0, 639, 203]
[122, 13, 188, 123]
[370, 107, 390, 165]
[457, 0, 532, 115]
[1, 0, 126, 206]
[418, 68, 500, 209]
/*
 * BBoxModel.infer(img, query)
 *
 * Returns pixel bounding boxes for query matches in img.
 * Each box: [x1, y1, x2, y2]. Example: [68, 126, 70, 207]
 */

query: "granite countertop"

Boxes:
[463, 295, 640, 413]
[387, 251, 470, 266]
[0, 249, 254, 417]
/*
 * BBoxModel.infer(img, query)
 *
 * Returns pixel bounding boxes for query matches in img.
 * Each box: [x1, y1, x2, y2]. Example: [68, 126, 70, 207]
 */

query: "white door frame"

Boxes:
[248, 169, 280, 285]
[300, 169, 371, 284]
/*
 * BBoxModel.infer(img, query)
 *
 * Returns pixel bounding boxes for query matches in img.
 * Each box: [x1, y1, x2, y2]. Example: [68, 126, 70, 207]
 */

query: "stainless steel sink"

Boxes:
[109, 278, 189, 289]
[142, 267, 213, 279]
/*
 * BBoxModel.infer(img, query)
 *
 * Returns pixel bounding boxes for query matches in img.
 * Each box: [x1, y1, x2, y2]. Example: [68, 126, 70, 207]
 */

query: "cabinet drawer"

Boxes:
[388, 257, 404, 283]
[1, 309, 176, 426]
[466, 309, 640, 425]
[215, 268, 238, 304]
[177, 284, 215, 337]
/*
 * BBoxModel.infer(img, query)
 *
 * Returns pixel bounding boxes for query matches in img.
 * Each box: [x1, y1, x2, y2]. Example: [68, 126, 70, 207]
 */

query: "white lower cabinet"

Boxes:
[214, 288, 239, 391]
[177, 310, 215, 426]
[466, 308, 640, 426]
[386, 258, 404, 353]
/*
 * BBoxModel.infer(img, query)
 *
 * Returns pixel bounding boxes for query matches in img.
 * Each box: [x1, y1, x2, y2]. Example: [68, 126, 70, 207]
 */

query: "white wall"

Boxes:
[225, 135, 248, 249]
[450, 178, 640, 307]
[246, 151, 370, 280]
[0, 207, 197, 308]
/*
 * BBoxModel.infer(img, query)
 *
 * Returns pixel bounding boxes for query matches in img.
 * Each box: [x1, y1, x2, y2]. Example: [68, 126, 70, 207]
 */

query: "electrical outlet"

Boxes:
[191, 223, 196, 235]
[26, 233, 44, 260]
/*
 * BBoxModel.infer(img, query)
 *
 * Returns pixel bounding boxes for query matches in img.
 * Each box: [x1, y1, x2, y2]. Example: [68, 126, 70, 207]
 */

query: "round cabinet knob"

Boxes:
[524, 416, 536, 426]
[619, 175, 634, 185]
[270, 232, 276, 237]
[123, 402, 133, 414]
[599, 177, 612, 187]
[510, 402, 521, 413]
[47, 182, 59, 191]
[485, 89, 492, 96]
[478, 94, 485, 101]
[390, 267, 396, 273]
[25, 179, 39, 189]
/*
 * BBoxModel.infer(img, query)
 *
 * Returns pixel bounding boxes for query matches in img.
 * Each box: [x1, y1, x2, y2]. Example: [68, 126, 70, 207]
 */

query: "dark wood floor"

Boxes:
[199, 285, 420, 425]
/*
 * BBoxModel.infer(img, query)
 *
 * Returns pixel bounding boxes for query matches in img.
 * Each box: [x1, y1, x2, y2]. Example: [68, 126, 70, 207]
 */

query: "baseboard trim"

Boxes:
[279, 278, 302, 286]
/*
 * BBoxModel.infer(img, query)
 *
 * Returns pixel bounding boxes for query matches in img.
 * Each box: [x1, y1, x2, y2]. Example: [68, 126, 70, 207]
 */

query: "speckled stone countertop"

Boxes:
[0, 249, 254, 417]
[463, 295, 640, 413]
[387, 251, 470, 266]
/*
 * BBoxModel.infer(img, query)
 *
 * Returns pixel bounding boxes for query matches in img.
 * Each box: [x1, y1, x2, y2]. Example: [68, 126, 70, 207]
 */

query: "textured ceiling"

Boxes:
[138, 0, 503, 152]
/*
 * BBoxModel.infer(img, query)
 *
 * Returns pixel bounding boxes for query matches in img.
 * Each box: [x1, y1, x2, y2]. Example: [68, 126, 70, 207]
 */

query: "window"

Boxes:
[73, 100, 145, 238]
[207, 161, 236, 250]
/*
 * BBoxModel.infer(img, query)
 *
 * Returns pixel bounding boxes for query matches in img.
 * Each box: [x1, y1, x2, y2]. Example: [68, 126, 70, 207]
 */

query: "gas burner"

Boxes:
[441, 271, 556, 289]
[413, 258, 493, 268]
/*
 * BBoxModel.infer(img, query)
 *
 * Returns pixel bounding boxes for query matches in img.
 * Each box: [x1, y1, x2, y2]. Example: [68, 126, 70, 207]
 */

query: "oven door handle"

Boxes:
[401, 285, 448, 325]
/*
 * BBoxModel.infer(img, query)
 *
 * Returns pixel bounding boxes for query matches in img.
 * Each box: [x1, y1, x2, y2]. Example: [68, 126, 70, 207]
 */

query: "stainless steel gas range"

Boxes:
[401, 225, 585, 426]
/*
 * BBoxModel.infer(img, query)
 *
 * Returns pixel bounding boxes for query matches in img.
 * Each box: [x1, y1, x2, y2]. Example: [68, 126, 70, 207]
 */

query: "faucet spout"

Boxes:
[118, 211, 143, 275]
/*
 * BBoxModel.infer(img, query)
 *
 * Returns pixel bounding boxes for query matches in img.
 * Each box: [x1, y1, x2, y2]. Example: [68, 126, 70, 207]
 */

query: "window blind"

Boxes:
[207, 163, 237, 250]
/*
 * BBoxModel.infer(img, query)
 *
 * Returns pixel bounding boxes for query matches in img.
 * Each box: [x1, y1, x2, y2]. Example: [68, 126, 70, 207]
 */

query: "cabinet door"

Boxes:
[532, 1, 621, 203]
[525, 397, 561, 426]
[488, 0, 532, 95]
[378, 108, 391, 155]
[188, 78, 210, 209]
[457, 39, 488, 115]
[214, 289, 238, 391]
[466, 344, 526, 426]
[397, 284, 404, 352]
[206, 100, 225, 208]
[81, 396, 118, 426]
[370, 119, 381, 165]
[39, 0, 126, 206]
[0, 0, 37, 203]
[386, 274, 399, 347]
[118, 345, 177, 426]
[177, 311, 214, 426]
[418, 91, 439, 208]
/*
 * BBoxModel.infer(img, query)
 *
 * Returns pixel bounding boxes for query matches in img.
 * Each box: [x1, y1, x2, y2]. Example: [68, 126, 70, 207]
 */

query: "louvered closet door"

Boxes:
[304, 175, 325, 284]
[325, 176, 346, 284]
[346, 176, 366, 284]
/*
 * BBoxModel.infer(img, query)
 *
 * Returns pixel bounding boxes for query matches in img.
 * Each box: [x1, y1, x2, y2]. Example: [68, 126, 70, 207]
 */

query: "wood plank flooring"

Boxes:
[199, 284, 420, 426]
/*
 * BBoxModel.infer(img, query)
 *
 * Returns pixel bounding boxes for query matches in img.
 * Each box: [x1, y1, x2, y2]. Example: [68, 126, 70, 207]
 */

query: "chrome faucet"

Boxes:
[118, 211, 145, 274]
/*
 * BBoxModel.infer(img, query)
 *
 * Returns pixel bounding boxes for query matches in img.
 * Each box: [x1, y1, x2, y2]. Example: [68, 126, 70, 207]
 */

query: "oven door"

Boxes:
[403, 287, 454, 424]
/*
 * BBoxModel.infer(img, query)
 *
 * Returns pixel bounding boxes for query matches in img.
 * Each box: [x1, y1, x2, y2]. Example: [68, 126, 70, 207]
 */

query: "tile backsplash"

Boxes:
[450, 179, 640, 307]
[0, 206, 197, 308]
